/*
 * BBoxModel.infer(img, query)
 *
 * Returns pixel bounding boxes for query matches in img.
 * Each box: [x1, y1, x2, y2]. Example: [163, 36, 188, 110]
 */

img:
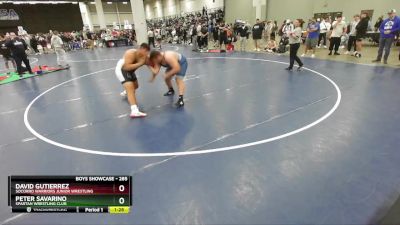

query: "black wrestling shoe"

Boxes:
[176, 98, 184, 107]
[163, 89, 175, 96]
[285, 67, 293, 71]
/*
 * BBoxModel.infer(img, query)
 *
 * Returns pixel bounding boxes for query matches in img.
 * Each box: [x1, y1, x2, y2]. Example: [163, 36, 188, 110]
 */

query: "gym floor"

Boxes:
[0, 45, 400, 224]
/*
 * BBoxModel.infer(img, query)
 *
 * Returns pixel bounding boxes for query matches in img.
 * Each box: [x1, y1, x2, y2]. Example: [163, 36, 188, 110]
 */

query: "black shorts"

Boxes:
[219, 36, 228, 45]
[355, 33, 366, 41]
[116, 69, 137, 84]
[115, 59, 137, 84]
[122, 70, 137, 84]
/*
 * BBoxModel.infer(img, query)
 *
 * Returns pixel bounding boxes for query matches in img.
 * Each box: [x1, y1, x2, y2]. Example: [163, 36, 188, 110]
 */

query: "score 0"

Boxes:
[114, 177, 130, 206]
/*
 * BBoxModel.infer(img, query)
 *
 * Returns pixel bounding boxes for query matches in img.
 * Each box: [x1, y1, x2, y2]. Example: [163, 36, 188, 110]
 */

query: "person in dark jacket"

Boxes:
[6, 32, 33, 76]
[0, 35, 16, 73]
[238, 23, 249, 51]
[374, 16, 384, 31]
[252, 19, 264, 51]
[30, 35, 39, 55]
[353, 13, 369, 58]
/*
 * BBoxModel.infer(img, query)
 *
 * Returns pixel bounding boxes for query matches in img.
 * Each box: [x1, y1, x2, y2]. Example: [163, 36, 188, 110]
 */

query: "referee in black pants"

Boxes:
[286, 19, 303, 71]
[6, 32, 32, 76]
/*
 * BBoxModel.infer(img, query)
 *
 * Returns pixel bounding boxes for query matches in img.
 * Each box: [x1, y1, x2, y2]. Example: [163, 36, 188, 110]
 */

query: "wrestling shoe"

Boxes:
[120, 90, 127, 97]
[130, 111, 147, 118]
[163, 89, 175, 96]
[176, 98, 184, 107]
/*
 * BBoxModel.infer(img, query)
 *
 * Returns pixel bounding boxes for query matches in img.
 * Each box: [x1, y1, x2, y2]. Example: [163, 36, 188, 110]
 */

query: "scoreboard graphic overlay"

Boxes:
[8, 176, 132, 213]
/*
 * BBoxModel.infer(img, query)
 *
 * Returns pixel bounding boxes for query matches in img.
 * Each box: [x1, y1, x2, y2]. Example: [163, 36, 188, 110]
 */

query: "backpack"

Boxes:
[276, 44, 287, 53]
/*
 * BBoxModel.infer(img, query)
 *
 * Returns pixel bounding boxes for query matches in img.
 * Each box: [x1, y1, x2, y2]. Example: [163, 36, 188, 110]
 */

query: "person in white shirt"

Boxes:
[282, 20, 294, 37]
[328, 16, 346, 55]
[318, 18, 330, 48]
[147, 29, 155, 48]
[154, 28, 162, 49]
[264, 20, 273, 45]
[345, 14, 360, 55]
[196, 23, 202, 50]
[51, 31, 68, 67]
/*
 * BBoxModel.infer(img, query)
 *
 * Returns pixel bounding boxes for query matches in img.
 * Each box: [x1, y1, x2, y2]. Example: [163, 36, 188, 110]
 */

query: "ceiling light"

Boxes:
[90, 2, 95, 4]
[122, 2, 128, 4]
[107, 2, 112, 4]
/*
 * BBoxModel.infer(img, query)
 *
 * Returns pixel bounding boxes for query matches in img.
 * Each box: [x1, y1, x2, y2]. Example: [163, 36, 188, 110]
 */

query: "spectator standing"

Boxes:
[372, 9, 400, 64]
[38, 35, 48, 54]
[271, 20, 278, 40]
[148, 28, 155, 48]
[6, 33, 33, 76]
[0, 35, 16, 73]
[86, 31, 94, 50]
[212, 24, 219, 47]
[318, 18, 330, 48]
[252, 19, 264, 51]
[302, 18, 320, 58]
[238, 23, 248, 51]
[155, 28, 162, 49]
[264, 20, 273, 45]
[30, 35, 40, 55]
[182, 28, 188, 45]
[200, 23, 209, 51]
[374, 16, 384, 31]
[282, 20, 294, 36]
[196, 22, 202, 50]
[191, 25, 197, 50]
[219, 22, 229, 52]
[51, 31, 68, 67]
[100, 31, 106, 47]
[328, 16, 346, 55]
[352, 13, 369, 58]
[345, 14, 360, 55]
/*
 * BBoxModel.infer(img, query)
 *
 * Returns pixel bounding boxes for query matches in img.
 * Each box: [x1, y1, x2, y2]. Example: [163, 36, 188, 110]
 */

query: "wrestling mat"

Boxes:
[0, 65, 69, 85]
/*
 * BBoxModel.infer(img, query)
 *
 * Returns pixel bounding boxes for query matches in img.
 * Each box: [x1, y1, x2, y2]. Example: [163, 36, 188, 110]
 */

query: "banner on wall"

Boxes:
[113, 22, 120, 30]
[0, 9, 19, 20]
[124, 20, 132, 30]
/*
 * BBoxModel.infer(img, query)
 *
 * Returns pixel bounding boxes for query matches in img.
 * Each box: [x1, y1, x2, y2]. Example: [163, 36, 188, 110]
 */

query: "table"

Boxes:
[106, 39, 130, 48]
